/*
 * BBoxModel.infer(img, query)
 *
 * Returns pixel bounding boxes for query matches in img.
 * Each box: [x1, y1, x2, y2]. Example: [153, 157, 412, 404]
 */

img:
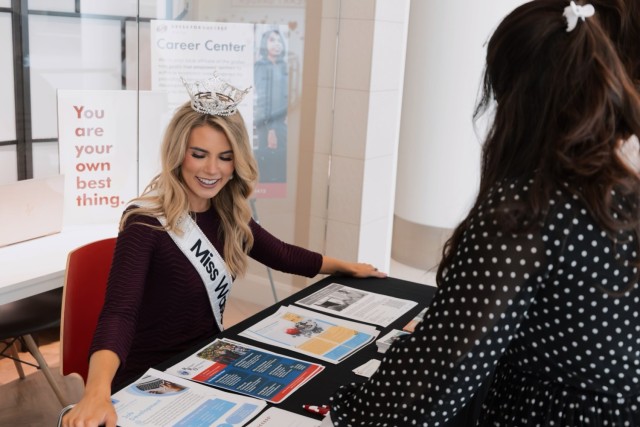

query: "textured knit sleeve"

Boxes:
[248, 218, 323, 278]
[89, 212, 160, 369]
[329, 181, 567, 426]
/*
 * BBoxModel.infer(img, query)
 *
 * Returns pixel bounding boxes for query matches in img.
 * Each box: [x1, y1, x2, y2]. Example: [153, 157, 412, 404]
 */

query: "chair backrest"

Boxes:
[60, 237, 116, 383]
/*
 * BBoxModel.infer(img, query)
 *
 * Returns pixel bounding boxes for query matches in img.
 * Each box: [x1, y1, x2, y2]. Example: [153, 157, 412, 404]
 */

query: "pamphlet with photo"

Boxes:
[165, 338, 324, 403]
[296, 283, 418, 327]
[111, 368, 266, 427]
[239, 305, 379, 364]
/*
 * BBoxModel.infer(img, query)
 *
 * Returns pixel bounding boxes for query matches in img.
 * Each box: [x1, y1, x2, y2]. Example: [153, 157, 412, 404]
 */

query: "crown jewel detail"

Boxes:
[181, 74, 251, 116]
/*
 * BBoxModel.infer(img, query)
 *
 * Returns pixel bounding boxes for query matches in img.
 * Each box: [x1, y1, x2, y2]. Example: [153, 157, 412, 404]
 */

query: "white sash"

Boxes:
[159, 214, 233, 331]
[130, 200, 233, 331]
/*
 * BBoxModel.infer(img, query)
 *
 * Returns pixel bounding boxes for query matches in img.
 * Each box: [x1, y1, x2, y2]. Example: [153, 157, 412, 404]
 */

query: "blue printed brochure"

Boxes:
[165, 338, 324, 403]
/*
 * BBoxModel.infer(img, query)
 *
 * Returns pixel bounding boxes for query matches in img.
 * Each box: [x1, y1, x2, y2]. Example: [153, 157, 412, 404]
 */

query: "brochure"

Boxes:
[376, 329, 410, 353]
[111, 368, 266, 427]
[165, 338, 324, 403]
[352, 359, 381, 378]
[295, 283, 418, 327]
[239, 305, 379, 364]
[244, 407, 322, 427]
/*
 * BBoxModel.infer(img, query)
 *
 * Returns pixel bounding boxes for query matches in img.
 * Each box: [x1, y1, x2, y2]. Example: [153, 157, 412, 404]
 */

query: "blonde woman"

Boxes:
[63, 96, 385, 427]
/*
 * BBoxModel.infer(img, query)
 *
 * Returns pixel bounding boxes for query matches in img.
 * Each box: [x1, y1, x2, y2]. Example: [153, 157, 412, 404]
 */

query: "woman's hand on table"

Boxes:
[320, 256, 387, 278]
[62, 395, 117, 427]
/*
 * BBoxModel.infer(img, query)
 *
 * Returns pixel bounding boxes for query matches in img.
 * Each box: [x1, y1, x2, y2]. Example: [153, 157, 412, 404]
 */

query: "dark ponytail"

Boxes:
[437, 0, 640, 285]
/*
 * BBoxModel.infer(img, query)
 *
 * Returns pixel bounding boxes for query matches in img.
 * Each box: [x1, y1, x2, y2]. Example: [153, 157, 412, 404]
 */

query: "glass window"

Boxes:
[29, 15, 123, 140]
[5, 0, 330, 292]
[29, 0, 75, 13]
[0, 12, 15, 144]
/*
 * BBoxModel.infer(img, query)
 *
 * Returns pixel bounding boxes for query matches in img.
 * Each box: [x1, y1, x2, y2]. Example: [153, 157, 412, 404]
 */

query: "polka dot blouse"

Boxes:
[330, 180, 640, 426]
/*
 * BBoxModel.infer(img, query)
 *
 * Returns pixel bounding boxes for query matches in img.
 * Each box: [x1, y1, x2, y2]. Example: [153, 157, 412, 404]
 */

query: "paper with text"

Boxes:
[239, 306, 379, 364]
[245, 407, 322, 427]
[296, 283, 418, 327]
[165, 338, 324, 403]
[111, 368, 265, 427]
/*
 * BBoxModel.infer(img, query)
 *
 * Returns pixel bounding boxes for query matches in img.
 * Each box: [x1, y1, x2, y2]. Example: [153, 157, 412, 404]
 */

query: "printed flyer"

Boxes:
[245, 407, 322, 427]
[111, 368, 265, 427]
[239, 306, 379, 364]
[295, 283, 418, 327]
[165, 338, 324, 403]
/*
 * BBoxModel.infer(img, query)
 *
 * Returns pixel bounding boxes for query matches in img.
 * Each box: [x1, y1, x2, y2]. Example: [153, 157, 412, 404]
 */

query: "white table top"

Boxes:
[0, 224, 118, 305]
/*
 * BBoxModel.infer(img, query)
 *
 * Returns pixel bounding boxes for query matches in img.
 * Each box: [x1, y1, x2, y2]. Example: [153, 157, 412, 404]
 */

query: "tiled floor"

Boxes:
[0, 261, 434, 425]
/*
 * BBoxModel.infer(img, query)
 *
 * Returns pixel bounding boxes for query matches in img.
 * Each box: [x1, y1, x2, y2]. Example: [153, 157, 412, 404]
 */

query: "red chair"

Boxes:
[60, 237, 116, 384]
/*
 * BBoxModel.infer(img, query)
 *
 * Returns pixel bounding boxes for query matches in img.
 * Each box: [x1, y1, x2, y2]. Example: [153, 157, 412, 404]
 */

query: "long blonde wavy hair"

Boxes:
[121, 101, 259, 277]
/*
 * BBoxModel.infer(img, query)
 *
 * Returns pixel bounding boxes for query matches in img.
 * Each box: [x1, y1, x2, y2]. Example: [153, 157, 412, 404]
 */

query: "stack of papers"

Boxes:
[165, 338, 324, 403]
[245, 407, 323, 427]
[376, 329, 409, 353]
[352, 359, 382, 378]
[239, 305, 379, 363]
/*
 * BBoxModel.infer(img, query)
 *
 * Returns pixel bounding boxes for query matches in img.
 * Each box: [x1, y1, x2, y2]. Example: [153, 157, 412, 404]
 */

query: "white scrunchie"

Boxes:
[563, 1, 595, 32]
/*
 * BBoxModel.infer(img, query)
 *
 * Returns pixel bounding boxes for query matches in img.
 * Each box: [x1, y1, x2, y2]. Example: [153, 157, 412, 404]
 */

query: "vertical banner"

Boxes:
[150, 20, 291, 199]
[57, 90, 138, 225]
[150, 20, 254, 126]
[253, 24, 289, 198]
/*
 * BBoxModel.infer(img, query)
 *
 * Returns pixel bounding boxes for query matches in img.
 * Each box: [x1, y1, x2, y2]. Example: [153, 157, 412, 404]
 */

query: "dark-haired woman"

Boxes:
[328, 1, 640, 425]
[590, 0, 640, 81]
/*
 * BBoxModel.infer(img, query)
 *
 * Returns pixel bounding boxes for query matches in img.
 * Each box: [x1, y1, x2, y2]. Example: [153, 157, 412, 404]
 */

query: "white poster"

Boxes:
[150, 20, 291, 199]
[57, 90, 138, 225]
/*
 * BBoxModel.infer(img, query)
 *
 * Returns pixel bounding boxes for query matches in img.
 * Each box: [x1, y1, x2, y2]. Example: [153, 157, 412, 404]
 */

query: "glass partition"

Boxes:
[0, 8, 16, 184]
[3, 0, 332, 297]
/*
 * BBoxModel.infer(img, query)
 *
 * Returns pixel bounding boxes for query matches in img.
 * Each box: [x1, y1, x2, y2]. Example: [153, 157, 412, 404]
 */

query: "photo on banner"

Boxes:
[253, 24, 290, 198]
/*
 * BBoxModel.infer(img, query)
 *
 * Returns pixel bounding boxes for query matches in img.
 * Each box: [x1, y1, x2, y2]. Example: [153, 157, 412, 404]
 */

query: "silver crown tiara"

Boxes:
[181, 74, 251, 116]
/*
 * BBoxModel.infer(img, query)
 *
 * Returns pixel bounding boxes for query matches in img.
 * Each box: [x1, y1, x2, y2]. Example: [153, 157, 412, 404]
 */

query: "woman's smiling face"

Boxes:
[181, 124, 235, 212]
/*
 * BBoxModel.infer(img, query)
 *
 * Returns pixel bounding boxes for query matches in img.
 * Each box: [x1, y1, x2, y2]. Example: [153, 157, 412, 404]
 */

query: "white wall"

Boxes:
[394, 0, 527, 230]
[312, 0, 410, 274]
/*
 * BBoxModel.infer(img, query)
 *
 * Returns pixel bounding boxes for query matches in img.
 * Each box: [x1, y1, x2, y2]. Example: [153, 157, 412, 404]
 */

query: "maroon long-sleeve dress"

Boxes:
[90, 205, 322, 387]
